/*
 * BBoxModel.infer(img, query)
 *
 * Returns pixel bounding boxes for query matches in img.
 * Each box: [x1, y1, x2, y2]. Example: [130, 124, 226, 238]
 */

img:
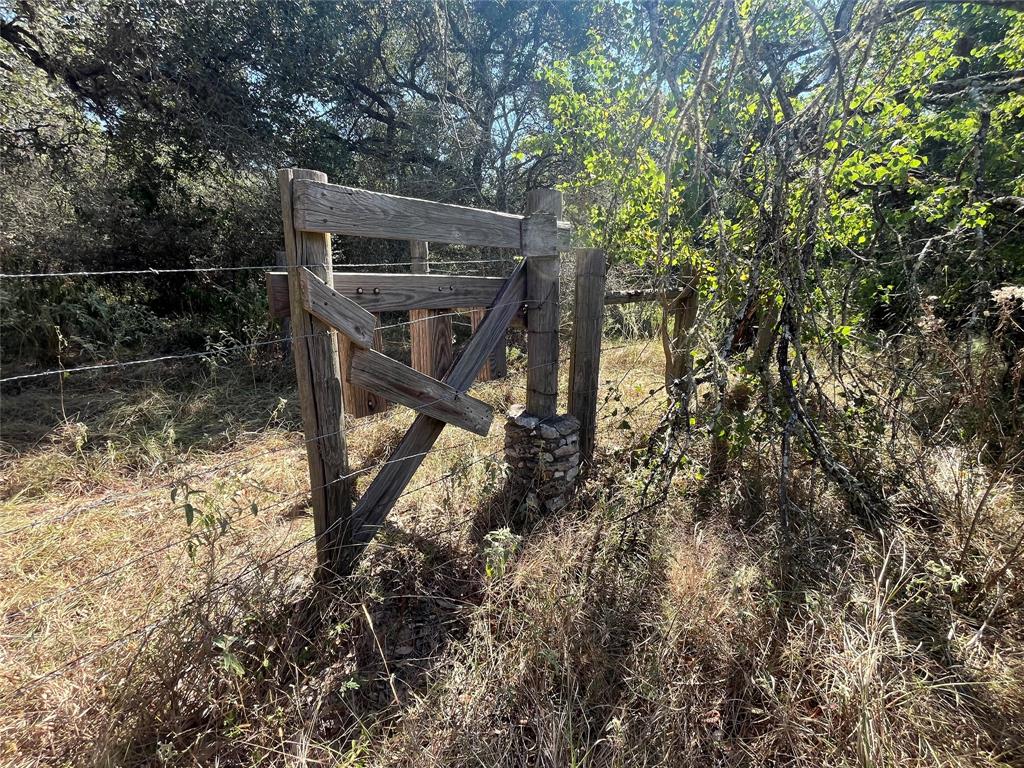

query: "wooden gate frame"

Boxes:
[277, 168, 569, 577]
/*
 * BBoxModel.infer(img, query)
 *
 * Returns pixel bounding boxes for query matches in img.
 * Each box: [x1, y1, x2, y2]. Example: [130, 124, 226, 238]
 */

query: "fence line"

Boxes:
[3, 175, 691, 708]
[12, 431, 497, 616]
[0, 258, 516, 280]
[2, 442, 514, 704]
[0, 330, 324, 384]
[3, 331, 655, 537]
[7, 363, 674, 703]
[4, 343, 667, 700]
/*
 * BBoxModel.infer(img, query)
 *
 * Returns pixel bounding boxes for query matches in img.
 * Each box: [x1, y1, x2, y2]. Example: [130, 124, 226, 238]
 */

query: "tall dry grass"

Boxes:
[1, 339, 1022, 767]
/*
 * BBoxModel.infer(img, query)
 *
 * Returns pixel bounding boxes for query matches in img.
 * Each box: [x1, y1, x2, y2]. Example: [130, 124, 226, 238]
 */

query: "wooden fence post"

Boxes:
[523, 189, 563, 419]
[409, 240, 454, 378]
[568, 249, 607, 467]
[279, 168, 352, 578]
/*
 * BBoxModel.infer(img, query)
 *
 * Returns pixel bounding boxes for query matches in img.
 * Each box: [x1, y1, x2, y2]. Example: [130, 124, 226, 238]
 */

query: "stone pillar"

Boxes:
[504, 405, 581, 516]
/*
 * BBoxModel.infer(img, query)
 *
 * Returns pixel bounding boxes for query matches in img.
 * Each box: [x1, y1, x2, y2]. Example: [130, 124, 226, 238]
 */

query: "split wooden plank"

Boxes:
[409, 240, 454, 379]
[265, 271, 519, 315]
[468, 308, 508, 381]
[351, 261, 527, 547]
[299, 268, 377, 349]
[568, 249, 607, 467]
[267, 270, 290, 318]
[273, 250, 291, 358]
[349, 348, 493, 436]
[292, 179, 523, 249]
[335, 273, 511, 313]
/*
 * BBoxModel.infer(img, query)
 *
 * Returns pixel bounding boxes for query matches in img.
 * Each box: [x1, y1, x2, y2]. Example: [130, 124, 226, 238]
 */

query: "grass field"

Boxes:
[2, 339, 1022, 767]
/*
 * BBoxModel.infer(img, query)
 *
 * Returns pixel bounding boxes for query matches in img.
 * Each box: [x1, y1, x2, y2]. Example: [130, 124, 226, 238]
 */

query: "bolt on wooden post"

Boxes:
[278, 168, 353, 578]
[523, 189, 563, 419]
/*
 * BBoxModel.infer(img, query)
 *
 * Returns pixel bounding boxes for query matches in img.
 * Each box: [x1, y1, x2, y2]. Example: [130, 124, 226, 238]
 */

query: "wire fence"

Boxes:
[2, 252, 671, 707]
[4, 367, 665, 706]
[0, 257, 516, 280]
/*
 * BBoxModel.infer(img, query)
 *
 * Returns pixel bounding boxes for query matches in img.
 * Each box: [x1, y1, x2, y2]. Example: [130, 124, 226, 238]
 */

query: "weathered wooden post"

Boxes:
[339, 321, 388, 417]
[523, 189, 562, 418]
[409, 240, 454, 378]
[504, 189, 581, 516]
[568, 248, 607, 468]
[274, 250, 292, 359]
[278, 168, 352, 577]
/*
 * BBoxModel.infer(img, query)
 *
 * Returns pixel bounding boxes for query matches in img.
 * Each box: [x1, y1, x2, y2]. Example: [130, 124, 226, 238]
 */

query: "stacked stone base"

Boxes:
[504, 405, 580, 516]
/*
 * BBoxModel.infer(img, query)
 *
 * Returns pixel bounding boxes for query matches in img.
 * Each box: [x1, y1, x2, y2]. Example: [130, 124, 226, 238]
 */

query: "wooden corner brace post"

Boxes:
[279, 168, 353, 578]
[523, 189, 563, 419]
[350, 261, 527, 552]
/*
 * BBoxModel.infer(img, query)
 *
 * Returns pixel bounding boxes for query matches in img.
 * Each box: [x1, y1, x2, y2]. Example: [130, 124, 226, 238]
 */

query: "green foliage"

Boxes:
[544, 1, 1024, 340]
[482, 527, 521, 581]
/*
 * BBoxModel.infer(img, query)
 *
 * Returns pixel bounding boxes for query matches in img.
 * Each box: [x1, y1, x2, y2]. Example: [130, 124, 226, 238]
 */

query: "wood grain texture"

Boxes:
[468, 308, 491, 381]
[292, 179, 524, 249]
[265, 271, 519, 314]
[408, 240, 454, 379]
[568, 249, 607, 467]
[469, 308, 508, 381]
[273, 250, 291, 358]
[349, 348, 493, 435]
[410, 309, 453, 378]
[299, 268, 377, 348]
[523, 189, 563, 419]
[279, 168, 352, 577]
[338, 319, 389, 418]
[267, 271, 290, 318]
[351, 261, 527, 547]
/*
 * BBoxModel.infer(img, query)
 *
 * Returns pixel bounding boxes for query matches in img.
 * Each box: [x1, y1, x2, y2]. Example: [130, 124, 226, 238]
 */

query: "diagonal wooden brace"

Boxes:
[347, 261, 528, 554]
[348, 348, 493, 436]
[299, 268, 377, 349]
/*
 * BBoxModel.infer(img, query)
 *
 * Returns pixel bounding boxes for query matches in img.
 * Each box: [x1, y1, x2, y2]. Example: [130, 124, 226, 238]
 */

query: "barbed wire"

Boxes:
[3, 334, 655, 537]
[0, 330, 317, 384]
[7, 335, 591, 614]
[1, 441, 512, 703]
[11, 429, 496, 616]
[3, 261, 672, 702]
[0, 257, 517, 280]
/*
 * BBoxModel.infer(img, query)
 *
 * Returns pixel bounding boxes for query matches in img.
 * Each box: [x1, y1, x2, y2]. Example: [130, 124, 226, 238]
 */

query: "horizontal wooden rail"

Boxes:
[267, 271, 527, 317]
[348, 349, 493, 435]
[291, 180, 572, 250]
[604, 287, 694, 306]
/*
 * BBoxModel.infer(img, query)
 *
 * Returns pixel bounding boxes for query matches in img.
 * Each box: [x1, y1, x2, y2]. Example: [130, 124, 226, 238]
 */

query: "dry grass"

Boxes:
[1, 340, 1022, 767]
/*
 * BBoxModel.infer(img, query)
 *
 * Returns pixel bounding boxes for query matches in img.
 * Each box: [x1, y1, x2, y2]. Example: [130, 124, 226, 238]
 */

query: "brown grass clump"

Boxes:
[1, 341, 1022, 767]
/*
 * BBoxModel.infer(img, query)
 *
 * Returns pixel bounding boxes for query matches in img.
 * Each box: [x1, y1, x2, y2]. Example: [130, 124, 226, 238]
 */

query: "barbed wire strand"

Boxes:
[3, 267, 671, 696]
[9, 339, 661, 615]
[0, 258, 516, 280]
[12, 429, 497, 615]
